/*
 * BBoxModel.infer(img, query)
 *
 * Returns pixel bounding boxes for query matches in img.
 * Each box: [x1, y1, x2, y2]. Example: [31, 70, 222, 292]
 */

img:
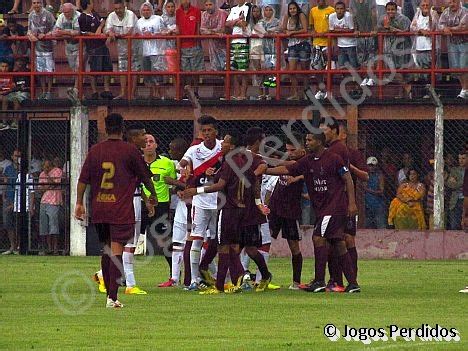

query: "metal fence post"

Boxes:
[69, 105, 88, 256]
[18, 111, 29, 254]
[428, 85, 444, 230]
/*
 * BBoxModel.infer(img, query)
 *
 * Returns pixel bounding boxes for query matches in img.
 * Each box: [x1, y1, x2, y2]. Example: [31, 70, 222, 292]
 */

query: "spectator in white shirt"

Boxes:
[105, 0, 140, 100]
[329, 2, 358, 69]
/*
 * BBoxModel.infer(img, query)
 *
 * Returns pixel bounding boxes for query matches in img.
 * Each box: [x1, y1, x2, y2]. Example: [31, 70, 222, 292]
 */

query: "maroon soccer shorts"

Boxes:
[268, 211, 302, 241]
[313, 215, 347, 240]
[95, 223, 135, 245]
[240, 224, 263, 248]
[217, 208, 244, 246]
[344, 215, 357, 236]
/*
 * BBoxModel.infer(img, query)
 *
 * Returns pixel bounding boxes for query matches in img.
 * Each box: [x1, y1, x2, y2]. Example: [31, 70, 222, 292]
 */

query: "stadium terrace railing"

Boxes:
[2, 31, 468, 100]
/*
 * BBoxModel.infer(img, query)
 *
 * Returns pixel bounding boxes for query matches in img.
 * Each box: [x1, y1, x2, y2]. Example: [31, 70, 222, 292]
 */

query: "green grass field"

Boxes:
[2, 256, 467, 350]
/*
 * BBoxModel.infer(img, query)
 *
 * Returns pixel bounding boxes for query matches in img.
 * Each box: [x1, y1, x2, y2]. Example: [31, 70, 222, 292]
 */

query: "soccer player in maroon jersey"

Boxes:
[182, 131, 269, 293]
[267, 133, 306, 290]
[338, 122, 368, 282]
[75, 113, 158, 308]
[267, 132, 360, 293]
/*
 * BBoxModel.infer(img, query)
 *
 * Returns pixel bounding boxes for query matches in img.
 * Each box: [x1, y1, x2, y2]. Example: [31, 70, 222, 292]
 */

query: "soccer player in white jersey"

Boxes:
[178, 116, 223, 290]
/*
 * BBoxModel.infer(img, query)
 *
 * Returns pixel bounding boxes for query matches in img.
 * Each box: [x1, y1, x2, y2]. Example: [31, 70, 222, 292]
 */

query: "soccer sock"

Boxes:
[171, 250, 183, 283]
[340, 252, 357, 285]
[101, 254, 110, 293]
[240, 248, 250, 272]
[190, 239, 202, 283]
[215, 253, 230, 292]
[228, 248, 243, 285]
[183, 241, 192, 286]
[327, 248, 343, 286]
[108, 255, 123, 301]
[199, 239, 218, 272]
[291, 253, 303, 284]
[348, 246, 358, 276]
[314, 246, 328, 282]
[164, 255, 172, 277]
[255, 250, 270, 284]
[249, 251, 270, 280]
[122, 251, 135, 288]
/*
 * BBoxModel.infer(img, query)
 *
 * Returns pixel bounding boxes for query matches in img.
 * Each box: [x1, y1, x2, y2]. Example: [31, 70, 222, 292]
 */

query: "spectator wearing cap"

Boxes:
[446, 151, 466, 230]
[364, 156, 386, 229]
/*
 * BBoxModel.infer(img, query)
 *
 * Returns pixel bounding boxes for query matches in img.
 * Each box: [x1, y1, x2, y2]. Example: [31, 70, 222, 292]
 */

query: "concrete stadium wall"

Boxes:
[270, 229, 468, 260]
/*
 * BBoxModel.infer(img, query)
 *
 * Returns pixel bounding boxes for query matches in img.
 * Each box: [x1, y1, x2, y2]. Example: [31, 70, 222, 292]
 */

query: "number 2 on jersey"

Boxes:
[100, 162, 115, 189]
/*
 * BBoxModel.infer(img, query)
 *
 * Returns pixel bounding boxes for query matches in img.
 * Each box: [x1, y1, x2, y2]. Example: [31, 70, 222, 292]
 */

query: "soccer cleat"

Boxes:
[106, 298, 124, 308]
[303, 280, 326, 293]
[1, 250, 13, 255]
[224, 285, 242, 294]
[255, 273, 272, 292]
[200, 269, 216, 287]
[199, 287, 221, 295]
[345, 283, 361, 293]
[92, 272, 107, 294]
[184, 282, 199, 291]
[267, 282, 281, 290]
[125, 286, 148, 295]
[0, 123, 10, 131]
[288, 282, 301, 290]
[326, 281, 346, 293]
[224, 282, 235, 290]
[459, 286, 468, 293]
[457, 89, 467, 99]
[366, 78, 375, 86]
[158, 278, 177, 288]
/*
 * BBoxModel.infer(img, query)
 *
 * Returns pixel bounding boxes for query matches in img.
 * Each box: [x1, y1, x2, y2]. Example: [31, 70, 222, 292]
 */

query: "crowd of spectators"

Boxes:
[364, 148, 467, 230]
[0, 148, 66, 255]
[0, 0, 466, 104]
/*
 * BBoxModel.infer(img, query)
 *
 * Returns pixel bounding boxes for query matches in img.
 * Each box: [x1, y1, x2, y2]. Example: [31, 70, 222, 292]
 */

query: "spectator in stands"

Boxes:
[309, 0, 335, 100]
[446, 151, 466, 229]
[378, 2, 413, 99]
[349, 0, 378, 87]
[365, 156, 386, 228]
[78, 0, 113, 99]
[0, 19, 15, 68]
[329, 1, 358, 69]
[0, 60, 15, 117]
[136, 1, 166, 99]
[0, 150, 13, 242]
[402, 0, 418, 23]
[27, 0, 56, 100]
[282, 1, 310, 101]
[438, 0, 468, 99]
[6, 18, 29, 59]
[53, 2, 81, 93]
[176, 0, 203, 98]
[0, 58, 30, 130]
[8, 0, 63, 14]
[424, 159, 435, 229]
[226, 0, 251, 100]
[376, 0, 391, 20]
[388, 168, 426, 230]
[161, 0, 179, 75]
[39, 156, 63, 255]
[249, 5, 264, 94]
[397, 152, 413, 184]
[105, 0, 140, 100]
[1, 149, 20, 255]
[380, 147, 398, 206]
[410, 0, 440, 90]
[259, 4, 281, 100]
[200, 0, 228, 71]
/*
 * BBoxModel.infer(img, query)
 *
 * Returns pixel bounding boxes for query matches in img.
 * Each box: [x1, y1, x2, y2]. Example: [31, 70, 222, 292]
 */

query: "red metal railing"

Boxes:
[2, 31, 467, 101]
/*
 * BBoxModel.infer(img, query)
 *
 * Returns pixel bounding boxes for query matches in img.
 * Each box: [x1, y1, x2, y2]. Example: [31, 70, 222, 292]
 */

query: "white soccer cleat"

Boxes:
[366, 78, 375, 86]
[459, 286, 468, 293]
[457, 89, 467, 99]
[106, 298, 124, 308]
[288, 282, 301, 290]
[360, 78, 369, 87]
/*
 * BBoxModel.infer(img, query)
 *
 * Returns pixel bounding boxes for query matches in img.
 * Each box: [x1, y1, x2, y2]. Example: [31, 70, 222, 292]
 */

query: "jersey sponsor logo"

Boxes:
[96, 192, 117, 202]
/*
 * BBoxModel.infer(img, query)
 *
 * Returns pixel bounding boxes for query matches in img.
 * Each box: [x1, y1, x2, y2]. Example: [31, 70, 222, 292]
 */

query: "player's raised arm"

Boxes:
[350, 163, 369, 182]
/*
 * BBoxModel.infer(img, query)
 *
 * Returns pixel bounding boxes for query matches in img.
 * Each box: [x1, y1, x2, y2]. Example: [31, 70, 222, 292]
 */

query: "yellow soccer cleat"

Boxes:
[224, 285, 242, 294]
[92, 272, 107, 294]
[224, 282, 235, 290]
[267, 282, 281, 290]
[124, 286, 148, 295]
[199, 287, 221, 295]
[255, 273, 272, 293]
